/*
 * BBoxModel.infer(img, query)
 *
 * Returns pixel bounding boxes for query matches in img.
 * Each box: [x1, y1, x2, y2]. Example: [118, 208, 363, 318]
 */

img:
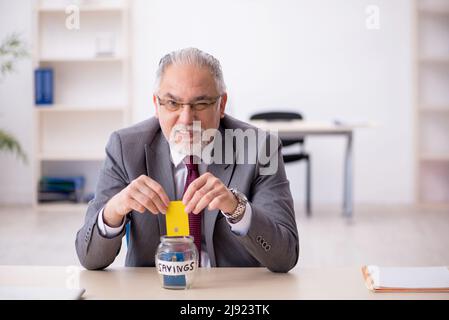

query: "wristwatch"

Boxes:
[224, 188, 248, 222]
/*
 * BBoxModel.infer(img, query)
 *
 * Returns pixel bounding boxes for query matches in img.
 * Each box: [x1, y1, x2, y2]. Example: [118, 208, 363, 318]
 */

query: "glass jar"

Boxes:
[155, 236, 198, 290]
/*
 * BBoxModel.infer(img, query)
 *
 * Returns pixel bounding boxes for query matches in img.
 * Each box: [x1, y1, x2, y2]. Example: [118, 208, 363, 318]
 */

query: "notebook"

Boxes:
[362, 265, 449, 293]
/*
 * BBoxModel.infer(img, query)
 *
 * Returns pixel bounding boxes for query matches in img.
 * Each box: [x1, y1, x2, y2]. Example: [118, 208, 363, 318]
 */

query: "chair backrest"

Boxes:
[250, 111, 305, 146]
[250, 111, 303, 121]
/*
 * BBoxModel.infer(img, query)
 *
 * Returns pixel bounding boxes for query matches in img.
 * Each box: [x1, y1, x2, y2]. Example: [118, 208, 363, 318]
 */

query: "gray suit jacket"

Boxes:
[75, 115, 299, 272]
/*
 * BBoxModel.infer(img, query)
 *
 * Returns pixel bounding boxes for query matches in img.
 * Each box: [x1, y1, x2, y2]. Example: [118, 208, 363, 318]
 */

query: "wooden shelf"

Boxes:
[418, 6, 449, 16]
[38, 5, 126, 13]
[35, 105, 126, 112]
[420, 154, 449, 162]
[419, 56, 449, 65]
[33, 0, 130, 208]
[419, 107, 449, 113]
[38, 153, 105, 161]
[417, 202, 449, 210]
[415, 0, 449, 205]
[38, 56, 125, 63]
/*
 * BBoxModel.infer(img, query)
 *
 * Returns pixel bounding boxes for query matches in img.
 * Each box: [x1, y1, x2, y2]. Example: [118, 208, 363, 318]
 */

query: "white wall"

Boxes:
[0, 0, 414, 206]
[132, 0, 414, 206]
[0, 0, 34, 204]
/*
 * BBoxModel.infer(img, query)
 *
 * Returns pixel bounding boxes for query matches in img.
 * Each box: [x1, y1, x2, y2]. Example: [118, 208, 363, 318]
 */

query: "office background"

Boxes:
[0, 0, 415, 205]
[0, 0, 448, 268]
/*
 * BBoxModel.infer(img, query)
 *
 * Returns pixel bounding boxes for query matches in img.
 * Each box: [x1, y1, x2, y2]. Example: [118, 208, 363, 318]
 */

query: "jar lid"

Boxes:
[160, 235, 194, 243]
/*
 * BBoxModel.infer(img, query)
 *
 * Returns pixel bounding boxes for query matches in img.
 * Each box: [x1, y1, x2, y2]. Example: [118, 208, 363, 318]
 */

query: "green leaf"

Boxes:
[0, 129, 28, 164]
[0, 32, 29, 79]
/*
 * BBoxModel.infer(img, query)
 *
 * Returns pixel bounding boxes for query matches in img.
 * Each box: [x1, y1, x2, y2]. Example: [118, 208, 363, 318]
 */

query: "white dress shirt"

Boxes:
[97, 140, 252, 268]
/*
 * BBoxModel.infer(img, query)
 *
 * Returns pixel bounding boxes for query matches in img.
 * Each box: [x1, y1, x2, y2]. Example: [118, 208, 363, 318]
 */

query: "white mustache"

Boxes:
[173, 128, 202, 137]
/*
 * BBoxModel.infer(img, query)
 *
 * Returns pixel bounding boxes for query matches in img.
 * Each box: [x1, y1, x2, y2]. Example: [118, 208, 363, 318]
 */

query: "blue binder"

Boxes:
[35, 68, 53, 105]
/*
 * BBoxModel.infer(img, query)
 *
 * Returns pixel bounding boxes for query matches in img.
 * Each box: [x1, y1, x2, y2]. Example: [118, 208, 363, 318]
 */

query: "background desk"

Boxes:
[1, 265, 448, 300]
[249, 120, 374, 219]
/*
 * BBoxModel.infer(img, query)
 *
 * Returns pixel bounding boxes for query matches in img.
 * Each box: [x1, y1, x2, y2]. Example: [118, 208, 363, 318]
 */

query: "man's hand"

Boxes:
[103, 175, 170, 227]
[182, 172, 238, 215]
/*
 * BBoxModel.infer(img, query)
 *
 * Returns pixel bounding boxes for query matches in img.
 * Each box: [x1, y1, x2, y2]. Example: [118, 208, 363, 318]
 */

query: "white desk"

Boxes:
[0, 265, 448, 300]
[249, 120, 374, 218]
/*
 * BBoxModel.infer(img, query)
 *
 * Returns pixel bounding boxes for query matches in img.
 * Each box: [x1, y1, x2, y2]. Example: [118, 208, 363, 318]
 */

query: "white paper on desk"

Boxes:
[367, 266, 449, 289]
[0, 286, 85, 300]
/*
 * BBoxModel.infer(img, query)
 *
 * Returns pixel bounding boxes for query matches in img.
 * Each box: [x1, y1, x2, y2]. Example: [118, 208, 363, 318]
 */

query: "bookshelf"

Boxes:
[32, 0, 131, 211]
[415, 0, 449, 205]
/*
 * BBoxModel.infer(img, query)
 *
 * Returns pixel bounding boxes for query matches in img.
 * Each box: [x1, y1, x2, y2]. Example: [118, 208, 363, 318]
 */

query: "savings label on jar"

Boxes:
[156, 236, 198, 289]
[157, 259, 197, 276]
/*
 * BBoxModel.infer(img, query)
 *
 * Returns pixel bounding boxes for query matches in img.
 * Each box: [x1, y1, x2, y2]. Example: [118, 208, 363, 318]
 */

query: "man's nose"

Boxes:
[178, 105, 195, 124]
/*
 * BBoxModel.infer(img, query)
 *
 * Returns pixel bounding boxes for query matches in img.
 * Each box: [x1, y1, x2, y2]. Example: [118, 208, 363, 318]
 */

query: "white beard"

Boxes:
[169, 124, 205, 157]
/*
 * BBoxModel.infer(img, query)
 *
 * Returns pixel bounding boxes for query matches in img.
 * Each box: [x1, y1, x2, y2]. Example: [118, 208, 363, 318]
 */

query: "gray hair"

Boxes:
[154, 47, 226, 94]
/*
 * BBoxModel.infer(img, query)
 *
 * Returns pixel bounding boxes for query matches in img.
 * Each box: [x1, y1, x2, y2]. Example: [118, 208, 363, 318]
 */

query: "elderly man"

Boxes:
[75, 48, 299, 273]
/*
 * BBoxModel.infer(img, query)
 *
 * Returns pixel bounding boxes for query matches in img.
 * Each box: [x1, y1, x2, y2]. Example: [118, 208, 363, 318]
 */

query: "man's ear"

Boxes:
[219, 93, 227, 118]
[153, 95, 159, 118]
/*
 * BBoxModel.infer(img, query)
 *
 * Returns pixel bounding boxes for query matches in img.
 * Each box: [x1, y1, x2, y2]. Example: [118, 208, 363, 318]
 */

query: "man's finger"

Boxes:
[131, 190, 159, 214]
[182, 173, 209, 205]
[135, 181, 168, 212]
[141, 176, 170, 207]
[192, 188, 220, 214]
[185, 179, 215, 214]
[208, 193, 228, 211]
[135, 181, 168, 214]
[127, 197, 146, 214]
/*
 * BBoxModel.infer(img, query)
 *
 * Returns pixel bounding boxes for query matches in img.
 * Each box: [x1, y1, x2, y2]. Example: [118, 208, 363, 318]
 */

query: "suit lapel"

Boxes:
[204, 125, 236, 267]
[145, 132, 176, 235]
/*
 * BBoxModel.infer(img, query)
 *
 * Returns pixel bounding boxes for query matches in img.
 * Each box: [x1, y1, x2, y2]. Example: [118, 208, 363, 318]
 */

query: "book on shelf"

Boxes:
[38, 176, 85, 203]
[35, 68, 53, 105]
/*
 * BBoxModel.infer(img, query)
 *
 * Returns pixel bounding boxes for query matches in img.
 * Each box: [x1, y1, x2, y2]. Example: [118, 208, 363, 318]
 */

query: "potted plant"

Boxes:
[0, 32, 28, 163]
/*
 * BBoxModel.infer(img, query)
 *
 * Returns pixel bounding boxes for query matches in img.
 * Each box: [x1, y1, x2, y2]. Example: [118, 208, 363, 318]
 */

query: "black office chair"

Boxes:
[250, 111, 312, 216]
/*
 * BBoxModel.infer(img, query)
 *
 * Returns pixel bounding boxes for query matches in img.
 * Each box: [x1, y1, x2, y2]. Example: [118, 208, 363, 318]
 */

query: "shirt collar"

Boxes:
[169, 144, 187, 168]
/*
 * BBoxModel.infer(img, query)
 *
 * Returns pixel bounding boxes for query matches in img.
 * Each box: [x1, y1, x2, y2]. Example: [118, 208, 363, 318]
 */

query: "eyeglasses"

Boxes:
[156, 95, 221, 112]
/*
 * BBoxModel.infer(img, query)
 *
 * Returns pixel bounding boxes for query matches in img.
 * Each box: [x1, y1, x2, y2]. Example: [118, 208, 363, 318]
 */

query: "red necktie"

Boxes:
[183, 155, 202, 266]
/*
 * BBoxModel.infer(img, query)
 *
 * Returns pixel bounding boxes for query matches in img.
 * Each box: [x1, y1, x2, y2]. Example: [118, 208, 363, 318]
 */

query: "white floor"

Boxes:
[0, 204, 448, 268]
